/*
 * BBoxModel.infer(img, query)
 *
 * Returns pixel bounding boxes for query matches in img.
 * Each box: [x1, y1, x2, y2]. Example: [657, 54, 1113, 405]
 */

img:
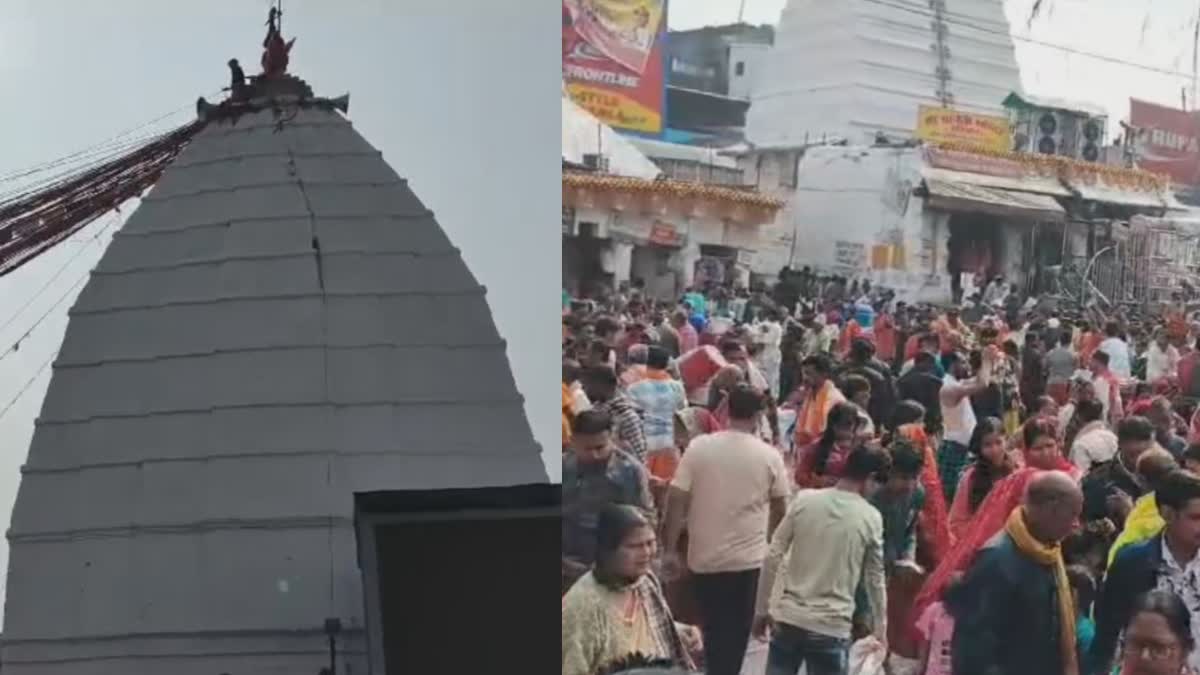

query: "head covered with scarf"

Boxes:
[909, 416, 1078, 644]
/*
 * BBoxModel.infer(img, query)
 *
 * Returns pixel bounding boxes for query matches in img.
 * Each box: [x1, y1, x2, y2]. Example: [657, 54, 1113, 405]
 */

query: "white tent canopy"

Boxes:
[561, 94, 661, 179]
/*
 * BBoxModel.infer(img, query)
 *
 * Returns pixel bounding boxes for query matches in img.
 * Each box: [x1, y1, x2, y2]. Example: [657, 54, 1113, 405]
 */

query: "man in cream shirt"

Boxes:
[662, 385, 790, 675]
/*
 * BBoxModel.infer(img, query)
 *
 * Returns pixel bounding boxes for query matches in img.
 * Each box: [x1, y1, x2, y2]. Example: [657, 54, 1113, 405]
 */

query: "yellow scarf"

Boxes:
[1005, 506, 1078, 675]
[1107, 493, 1164, 568]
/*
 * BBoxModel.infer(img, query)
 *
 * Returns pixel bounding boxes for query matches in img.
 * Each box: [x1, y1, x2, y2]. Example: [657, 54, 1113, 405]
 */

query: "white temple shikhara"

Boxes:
[746, 0, 1023, 146]
[0, 28, 546, 675]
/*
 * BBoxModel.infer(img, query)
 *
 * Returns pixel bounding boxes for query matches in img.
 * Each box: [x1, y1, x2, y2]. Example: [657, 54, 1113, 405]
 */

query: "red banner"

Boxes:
[563, 0, 666, 135]
[1130, 98, 1200, 186]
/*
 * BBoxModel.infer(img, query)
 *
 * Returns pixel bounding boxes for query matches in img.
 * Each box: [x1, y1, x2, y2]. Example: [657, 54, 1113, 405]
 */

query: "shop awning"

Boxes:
[1070, 183, 1167, 210]
[921, 167, 1072, 198]
[924, 178, 1066, 222]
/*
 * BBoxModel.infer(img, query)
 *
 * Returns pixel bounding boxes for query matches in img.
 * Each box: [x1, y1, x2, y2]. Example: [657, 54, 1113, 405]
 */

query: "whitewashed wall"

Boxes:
[746, 0, 1021, 146]
[783, 145, 955, 303]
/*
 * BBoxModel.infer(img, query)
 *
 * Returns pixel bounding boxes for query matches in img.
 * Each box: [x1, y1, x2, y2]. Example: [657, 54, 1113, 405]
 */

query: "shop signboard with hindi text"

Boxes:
[915, 105, 1012, 153]
[1129, 98, 1200, 187]
[563, 0, 667, 136]
[648, 221, 681, 247]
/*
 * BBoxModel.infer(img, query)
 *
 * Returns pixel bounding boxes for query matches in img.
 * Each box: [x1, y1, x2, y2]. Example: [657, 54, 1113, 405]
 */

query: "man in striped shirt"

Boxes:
[583, 365, 648, 461]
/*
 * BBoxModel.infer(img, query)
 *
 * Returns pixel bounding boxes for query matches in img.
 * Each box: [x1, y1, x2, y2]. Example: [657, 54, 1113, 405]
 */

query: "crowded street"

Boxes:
[561, 0, 1200, 672]
[561, 275, 1200, 675]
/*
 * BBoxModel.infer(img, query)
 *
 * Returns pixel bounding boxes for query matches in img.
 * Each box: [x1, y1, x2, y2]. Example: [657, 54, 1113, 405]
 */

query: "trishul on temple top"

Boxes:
[261, 4, 295, 79]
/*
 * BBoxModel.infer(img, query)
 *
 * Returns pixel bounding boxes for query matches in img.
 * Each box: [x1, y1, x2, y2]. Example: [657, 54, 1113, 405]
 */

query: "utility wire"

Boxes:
[0, 214, 117, 339]
[0, 259, 96, 363]
[0, 350, 57, 424]
[859, 0, 1200, 80]
[0, 90, 218, 187]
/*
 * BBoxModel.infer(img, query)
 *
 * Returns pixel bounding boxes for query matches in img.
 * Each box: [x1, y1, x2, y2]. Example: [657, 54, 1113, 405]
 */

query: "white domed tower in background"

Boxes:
[0, 17, 548, 675]
[746, 0, 1022, 146]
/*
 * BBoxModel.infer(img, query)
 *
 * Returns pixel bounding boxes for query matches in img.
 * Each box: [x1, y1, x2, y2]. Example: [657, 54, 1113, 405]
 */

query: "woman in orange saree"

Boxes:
[888, 403, 953, 658]
[891, 401, 952, 570]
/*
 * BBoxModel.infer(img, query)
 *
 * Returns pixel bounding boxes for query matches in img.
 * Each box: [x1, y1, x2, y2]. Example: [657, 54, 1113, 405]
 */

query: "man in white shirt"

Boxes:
[937, 350, 992, 503]
[1145, 331, 1181, 385]
[1090, 351, 1126, 427]
[752, 310, 785, 399]
[752, 444, 890, 673]
[1070, 398, 1118, 474]
[1099, 321, 1132, 380]
[662, 385, 790, 675]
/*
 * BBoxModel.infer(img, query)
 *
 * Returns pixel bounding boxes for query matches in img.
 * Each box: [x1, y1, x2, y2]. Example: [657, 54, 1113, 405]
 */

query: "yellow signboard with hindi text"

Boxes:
[915, 105, 1012, 153]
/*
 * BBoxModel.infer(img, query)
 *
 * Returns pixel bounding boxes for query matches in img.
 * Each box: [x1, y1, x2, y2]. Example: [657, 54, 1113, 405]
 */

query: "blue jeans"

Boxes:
[765, 623, 850, 675]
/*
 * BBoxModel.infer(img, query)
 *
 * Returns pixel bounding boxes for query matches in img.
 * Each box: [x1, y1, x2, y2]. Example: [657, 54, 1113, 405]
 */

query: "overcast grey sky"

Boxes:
[673, 0, 1200, 128]
[0, 0, 560, 601]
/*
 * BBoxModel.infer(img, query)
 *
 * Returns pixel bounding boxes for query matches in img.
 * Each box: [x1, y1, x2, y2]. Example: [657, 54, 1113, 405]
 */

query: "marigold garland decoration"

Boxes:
[934, 142, 1170, 193]
[562, 171, 785, 209]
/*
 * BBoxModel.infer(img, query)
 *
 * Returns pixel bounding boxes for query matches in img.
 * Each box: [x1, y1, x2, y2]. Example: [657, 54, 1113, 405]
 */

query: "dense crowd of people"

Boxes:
[561, 269, 1200, 675]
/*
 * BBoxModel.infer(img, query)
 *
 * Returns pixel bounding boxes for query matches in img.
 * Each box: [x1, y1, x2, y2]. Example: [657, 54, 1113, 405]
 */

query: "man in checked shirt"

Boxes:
[582, 365, 648, 461]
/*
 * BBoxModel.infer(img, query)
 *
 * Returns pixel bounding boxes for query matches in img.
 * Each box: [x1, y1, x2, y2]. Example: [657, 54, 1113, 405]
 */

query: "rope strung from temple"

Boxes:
[0, 118, 206, 278]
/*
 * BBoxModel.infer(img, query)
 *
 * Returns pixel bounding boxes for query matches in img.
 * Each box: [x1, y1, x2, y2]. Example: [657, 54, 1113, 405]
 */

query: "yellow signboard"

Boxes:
[915, 105, 1012, 153]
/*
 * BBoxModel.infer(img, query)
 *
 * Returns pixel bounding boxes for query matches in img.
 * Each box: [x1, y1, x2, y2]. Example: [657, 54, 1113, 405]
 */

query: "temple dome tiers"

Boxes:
[0, 91, 546, 673]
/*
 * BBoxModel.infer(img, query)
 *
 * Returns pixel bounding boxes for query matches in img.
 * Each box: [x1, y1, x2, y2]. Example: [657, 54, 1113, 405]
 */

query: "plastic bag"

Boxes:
[887, 652, 922, 675]
[740, 638, 769, 675]
[848, 636, 887, 675]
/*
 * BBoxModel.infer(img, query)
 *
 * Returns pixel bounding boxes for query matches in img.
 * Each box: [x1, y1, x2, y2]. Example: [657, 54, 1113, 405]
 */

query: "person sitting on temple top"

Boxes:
[227, 58, 247, 99]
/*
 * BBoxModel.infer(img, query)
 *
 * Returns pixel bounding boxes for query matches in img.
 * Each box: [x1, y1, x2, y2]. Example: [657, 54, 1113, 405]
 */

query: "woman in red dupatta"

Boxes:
[947, 417, 1013, 545]
[887, 403, 954, 658]
[907, 416, 1079, 645]
[891, 401, 952, 569]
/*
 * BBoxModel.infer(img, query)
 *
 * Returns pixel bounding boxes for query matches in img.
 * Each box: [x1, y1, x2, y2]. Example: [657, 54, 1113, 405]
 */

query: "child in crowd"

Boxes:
[915, 573, 962, 675]
[1067, 565, 1097, 658]
[870, 439, 927, 656]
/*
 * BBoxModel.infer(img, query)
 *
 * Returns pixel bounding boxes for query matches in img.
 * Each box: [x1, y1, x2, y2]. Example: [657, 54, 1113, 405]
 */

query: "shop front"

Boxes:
[562, 171, 784, 300]
[923, 178, 1067, 300]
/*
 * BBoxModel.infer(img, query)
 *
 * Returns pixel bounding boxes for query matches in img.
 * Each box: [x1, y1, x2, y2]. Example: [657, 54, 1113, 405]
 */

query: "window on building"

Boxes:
[780, 152, 800, 188]
[734, 61, 745, 76]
